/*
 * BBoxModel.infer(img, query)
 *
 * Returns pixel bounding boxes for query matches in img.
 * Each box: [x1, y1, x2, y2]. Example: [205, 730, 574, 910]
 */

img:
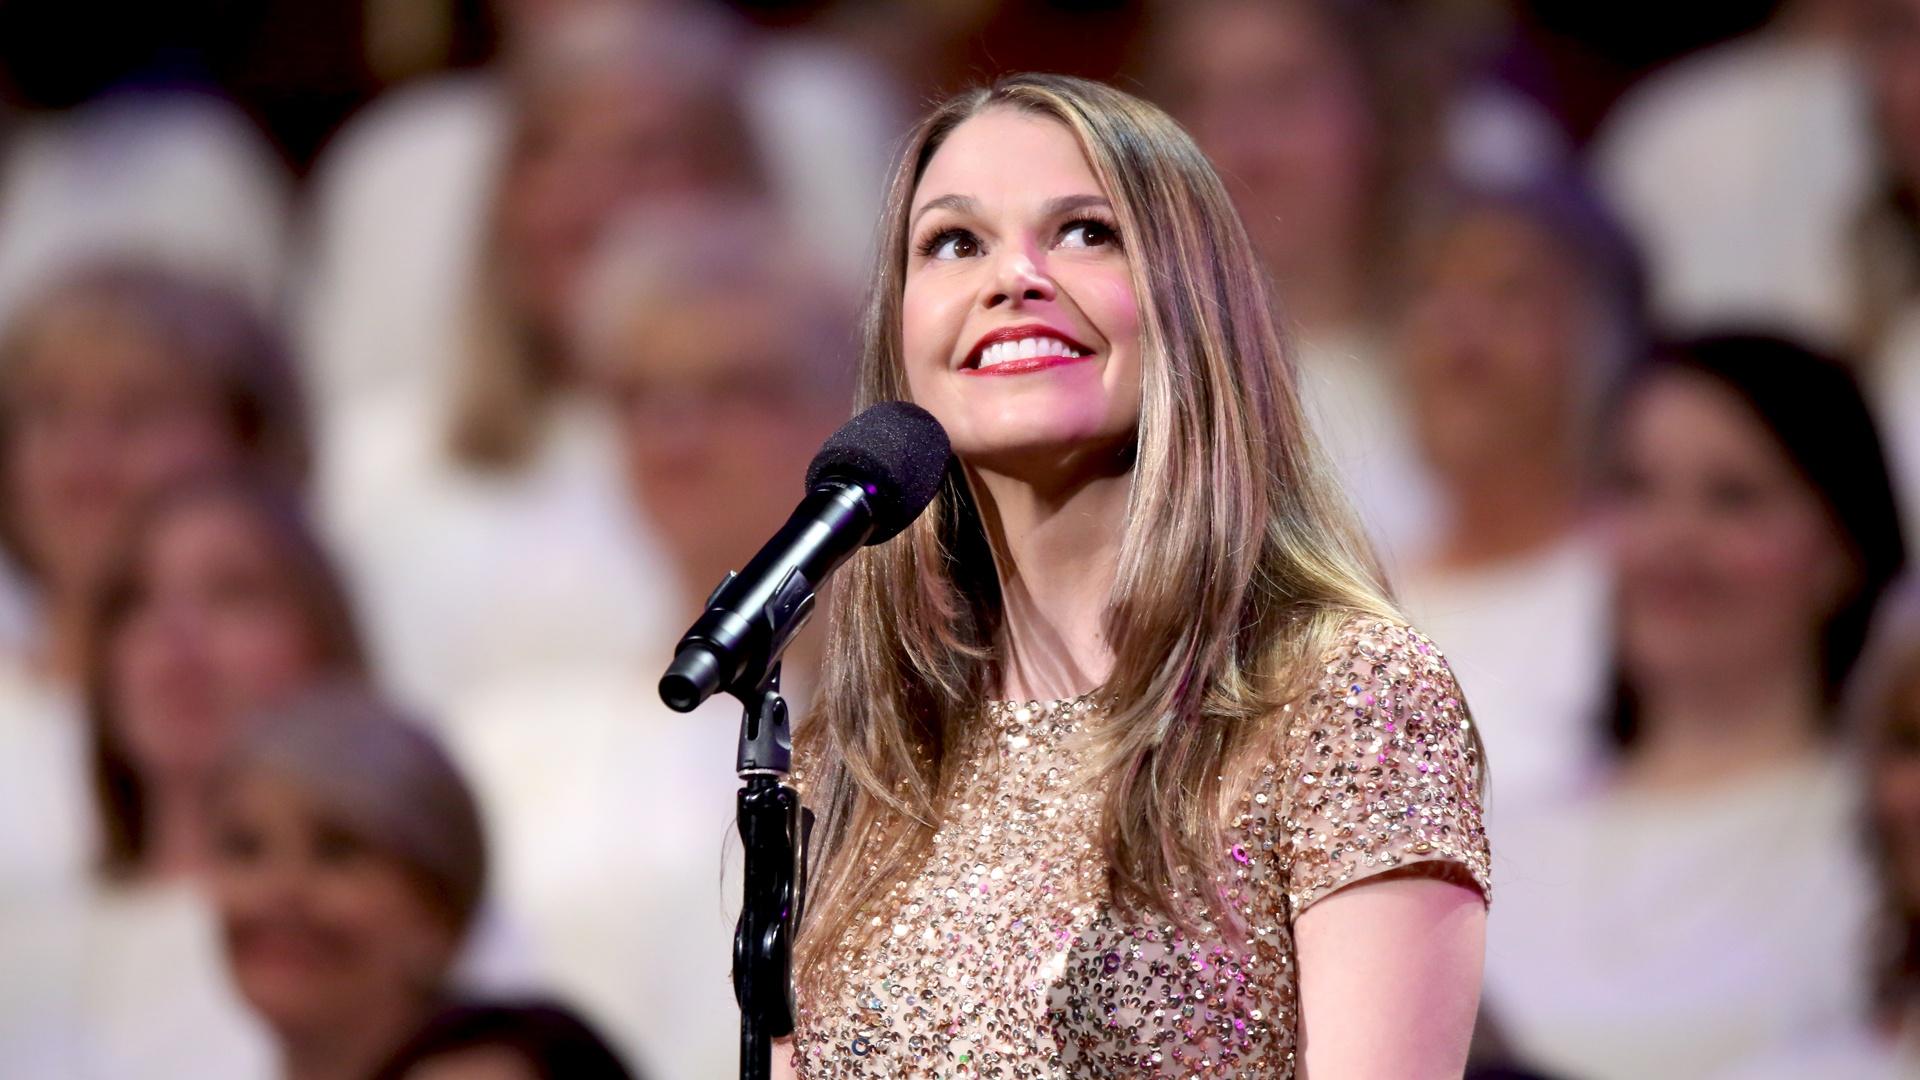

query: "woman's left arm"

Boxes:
[1293, 866, 1487, 1079]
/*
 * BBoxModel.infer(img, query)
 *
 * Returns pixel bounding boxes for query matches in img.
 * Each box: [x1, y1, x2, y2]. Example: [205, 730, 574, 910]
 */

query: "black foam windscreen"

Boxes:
[804, 401, 952, 544]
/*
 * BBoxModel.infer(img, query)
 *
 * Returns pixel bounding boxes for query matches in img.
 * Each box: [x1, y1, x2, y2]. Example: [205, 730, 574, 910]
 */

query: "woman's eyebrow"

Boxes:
[910, 193, 979, 226]
[1040, 193, 1111, 217]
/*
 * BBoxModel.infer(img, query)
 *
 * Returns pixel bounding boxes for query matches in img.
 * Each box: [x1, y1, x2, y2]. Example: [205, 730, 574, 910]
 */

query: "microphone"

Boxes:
[658, 401, 951, 712]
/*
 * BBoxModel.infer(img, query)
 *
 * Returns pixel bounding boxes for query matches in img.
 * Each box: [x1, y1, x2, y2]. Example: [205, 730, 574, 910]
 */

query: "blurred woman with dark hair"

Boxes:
[209, 683, 632, 1080]
[0, 260, 307, 886]
[0, 475, 360, 1078]
[1484, 334, 1909, 1079]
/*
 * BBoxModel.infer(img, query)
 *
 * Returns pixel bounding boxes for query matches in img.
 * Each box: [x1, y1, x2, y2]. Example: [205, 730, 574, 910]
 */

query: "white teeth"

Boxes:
[975, 335, 1086, 368]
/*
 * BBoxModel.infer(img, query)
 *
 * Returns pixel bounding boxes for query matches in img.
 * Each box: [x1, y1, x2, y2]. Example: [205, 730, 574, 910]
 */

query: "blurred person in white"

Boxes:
[0, 263, 307, 888]
[441, 201, 853, 1080]
[0, 6, 289, 330]
[1591, 0, 1872, 346]
[0, 475, 360, 1079]
[209, 682, 632, 1080]
[301, 0, 900, 420]
[1144, 0, 1566, 569]
[1718, 600, 1920, 1078]
[1483, 335, 1909, 1080]
[314, 1, 803, 717]
[1395, 178, 1644, 822]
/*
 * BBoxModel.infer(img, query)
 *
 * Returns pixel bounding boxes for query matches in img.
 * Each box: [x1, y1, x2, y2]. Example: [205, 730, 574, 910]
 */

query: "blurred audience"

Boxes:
[1484, 335, 1909, 1080]
[0, 476, 356, 1079]
[0, 47, 289, 333]
[1395, 177, 1643, 819]
[207, 682, 519, 1080]
[1147, 0, 1565, 566]
[441, 202, 853, 1080]
[0, 263, 306, 887]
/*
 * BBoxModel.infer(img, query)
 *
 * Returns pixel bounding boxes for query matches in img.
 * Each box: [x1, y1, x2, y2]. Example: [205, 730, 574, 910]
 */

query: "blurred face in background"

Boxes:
[1156, 0, 1378, 285]
[1606, 371, 1855, 692]
[594, 293, 847, 601]
[901, 108, 1142, 476]
[4, 303, 236, 598]
[499, 63, 753, 343]
[1863, 0, 1920, 187]
[1873, 656, 1920, 912]
[213, 770, 455, 1042]
[1403, 207, 1587, 484]
[108, 496, 328, 787]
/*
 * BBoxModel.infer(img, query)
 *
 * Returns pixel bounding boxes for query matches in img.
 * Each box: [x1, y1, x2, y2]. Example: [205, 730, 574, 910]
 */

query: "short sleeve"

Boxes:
[1270, 616, 1491, 915]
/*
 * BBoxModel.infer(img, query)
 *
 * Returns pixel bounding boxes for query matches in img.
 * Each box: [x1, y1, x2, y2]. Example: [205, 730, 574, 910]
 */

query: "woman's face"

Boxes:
[1864, 0, 1920, 189]
[5, 306, 235, 597]
[1402, 208, 1586, 483]
[596, 294, 844, 602]
[900, 108, 1142, 478]
[212, 770, 455, 1040]
[1873, 669, 1920, 911]
[1158, 1, 1377, 280]
[500, 68, 740, 338]
[1606, 371, 1855, 689]
[109, 497, 325, 785]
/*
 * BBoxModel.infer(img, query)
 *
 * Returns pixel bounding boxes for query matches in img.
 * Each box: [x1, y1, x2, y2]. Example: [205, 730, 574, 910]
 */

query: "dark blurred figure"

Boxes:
[210, 682, 635, 1080]
[1395, 178, 1642, 816]
[440, 202, 853, 1079]
[1144, 0, 1565, 566]
[1719, 606, 1920, 1075]
[0, 263, 306, 888]
[372, 1001, 635, 1080]
[0, 477, 363, 1078]
[1484, 335, 1908, 1079]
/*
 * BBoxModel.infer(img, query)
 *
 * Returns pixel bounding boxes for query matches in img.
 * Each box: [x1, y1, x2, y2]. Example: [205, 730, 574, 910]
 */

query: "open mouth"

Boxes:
[963, 328, 1098, 376]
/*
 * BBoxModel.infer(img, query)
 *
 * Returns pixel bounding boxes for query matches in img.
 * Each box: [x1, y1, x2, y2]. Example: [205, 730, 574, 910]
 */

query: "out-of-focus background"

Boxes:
[0, 1, 1916, 1077]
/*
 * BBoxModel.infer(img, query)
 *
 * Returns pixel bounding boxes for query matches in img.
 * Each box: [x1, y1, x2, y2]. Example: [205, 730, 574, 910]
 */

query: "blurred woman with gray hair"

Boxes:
[210, 682, 633, 1080]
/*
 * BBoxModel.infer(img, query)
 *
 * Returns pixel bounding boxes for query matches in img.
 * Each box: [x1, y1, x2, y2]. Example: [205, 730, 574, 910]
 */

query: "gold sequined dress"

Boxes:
[792, 616, 1492, 1078]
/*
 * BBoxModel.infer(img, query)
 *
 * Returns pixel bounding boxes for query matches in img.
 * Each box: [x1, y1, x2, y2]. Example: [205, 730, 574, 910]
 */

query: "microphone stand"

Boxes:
[731, 663, 812, 1080]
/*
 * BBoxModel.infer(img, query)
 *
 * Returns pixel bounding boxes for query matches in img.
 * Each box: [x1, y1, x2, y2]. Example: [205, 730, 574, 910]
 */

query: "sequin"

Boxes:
[792, 616, 1491, 1078]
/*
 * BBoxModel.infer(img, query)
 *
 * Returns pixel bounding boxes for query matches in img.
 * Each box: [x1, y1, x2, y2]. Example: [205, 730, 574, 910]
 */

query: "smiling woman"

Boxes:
[781, 74, 1491, 1079]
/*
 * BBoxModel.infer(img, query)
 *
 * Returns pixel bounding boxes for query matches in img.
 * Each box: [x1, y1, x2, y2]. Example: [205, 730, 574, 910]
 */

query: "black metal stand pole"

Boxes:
[732, 665, 811, 1080]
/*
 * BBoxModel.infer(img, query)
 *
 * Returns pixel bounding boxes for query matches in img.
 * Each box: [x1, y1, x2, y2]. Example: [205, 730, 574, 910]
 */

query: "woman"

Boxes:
[0, 261, 305, 886]
[1395, 178, 1643, 817]
[782, 74, 1490, 1078]
[0, 476, 358, 1078]
[210, 682, 632, 1080]
[1483, 335, 1908, 1079]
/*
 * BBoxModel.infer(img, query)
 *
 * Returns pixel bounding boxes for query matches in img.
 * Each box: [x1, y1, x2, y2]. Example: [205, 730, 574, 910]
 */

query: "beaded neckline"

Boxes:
[983, 690, 1105, 732]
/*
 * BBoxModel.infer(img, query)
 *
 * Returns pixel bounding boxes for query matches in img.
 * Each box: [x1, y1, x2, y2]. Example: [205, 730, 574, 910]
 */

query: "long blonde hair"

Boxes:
[796, 74, 1402, 984]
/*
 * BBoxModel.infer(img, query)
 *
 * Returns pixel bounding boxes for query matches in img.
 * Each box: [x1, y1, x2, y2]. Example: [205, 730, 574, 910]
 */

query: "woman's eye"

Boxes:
[1059, 218, 1119, 250]
[919, 228, 980, 260]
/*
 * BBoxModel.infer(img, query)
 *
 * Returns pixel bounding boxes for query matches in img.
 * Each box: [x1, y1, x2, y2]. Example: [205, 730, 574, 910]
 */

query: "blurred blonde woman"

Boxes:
[781, 74, 1489, 1078]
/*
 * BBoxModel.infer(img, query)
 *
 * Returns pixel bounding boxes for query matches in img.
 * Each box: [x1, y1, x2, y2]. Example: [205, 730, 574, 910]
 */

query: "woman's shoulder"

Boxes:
[1245, 609, 1491, 914]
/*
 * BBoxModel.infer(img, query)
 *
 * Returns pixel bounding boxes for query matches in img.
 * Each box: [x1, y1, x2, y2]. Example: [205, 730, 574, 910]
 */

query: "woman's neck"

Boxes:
[36, 585, 89, 685]
[281, 997, 432, 1080]
[1433, 452, 1583, 571]
[1620, 659, 1828, 794]
[972, 463, 1129, 702]
[139, 778, 218, 883]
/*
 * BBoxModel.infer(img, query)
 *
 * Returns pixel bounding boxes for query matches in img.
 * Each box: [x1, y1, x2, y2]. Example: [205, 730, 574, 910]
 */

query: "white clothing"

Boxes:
[444, 668, 749, 1080]
[1592, 35, 1873, 349]
[1485, 754, 1878, 1080]
[0, 660, 90, 891]
[0, 879, 276, 1080]
[0, 88, 289, 328]
[1396, 531, 1611, 821]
